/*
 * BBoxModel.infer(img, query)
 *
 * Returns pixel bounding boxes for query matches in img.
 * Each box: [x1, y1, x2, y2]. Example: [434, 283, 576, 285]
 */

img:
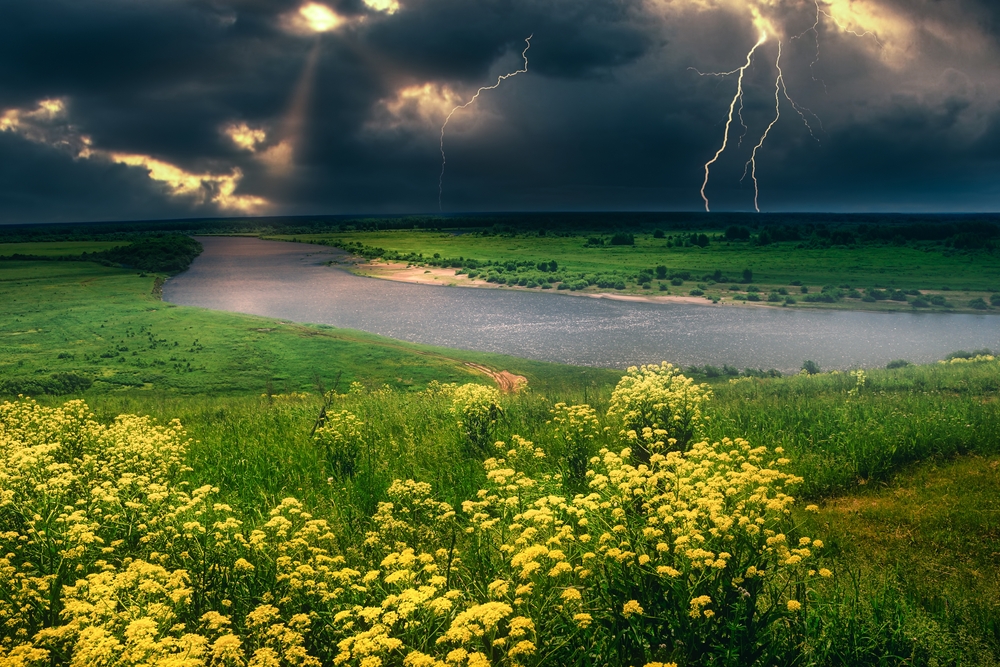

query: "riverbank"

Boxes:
[345, 256, 1000, 313]
[349, 258, 720, 306]
[278, 228, 1000, 315]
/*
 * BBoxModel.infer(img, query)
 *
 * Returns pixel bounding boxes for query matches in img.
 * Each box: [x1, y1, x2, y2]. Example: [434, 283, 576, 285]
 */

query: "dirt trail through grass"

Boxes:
[465, 362, 528, 392]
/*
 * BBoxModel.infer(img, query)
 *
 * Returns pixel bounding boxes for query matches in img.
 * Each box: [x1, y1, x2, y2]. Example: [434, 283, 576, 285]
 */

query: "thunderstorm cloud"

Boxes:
[1, 0, 999, 222]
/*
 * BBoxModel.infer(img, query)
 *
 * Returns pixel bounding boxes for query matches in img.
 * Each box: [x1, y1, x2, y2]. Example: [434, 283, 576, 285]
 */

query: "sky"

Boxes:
[1, 0, 999, 223]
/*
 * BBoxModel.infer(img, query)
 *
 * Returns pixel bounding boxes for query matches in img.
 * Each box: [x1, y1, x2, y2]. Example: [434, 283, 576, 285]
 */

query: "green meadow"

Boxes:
[0, 258, 614, 397]
[272, 229, 1000, 313]
[1, 238, 999, 665]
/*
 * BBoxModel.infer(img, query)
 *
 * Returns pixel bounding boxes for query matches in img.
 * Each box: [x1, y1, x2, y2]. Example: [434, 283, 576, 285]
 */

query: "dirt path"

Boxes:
[465, 363, 528, 393]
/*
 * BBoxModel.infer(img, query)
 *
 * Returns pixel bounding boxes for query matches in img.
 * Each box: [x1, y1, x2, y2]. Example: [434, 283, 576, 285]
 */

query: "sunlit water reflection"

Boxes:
[163, 237, 1000, 372]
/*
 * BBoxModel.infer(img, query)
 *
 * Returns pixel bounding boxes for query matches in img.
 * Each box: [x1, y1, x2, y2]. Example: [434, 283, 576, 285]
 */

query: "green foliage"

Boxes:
[314, 409, 365, 479]
[90, 234, 203, 273]
[607, 362, 712, 457]
[548, 401, 602, 488]
[801, 360, 821, 375]
[0, 372, 93, 396]
[0, 261, 613, 397]
[886, 359, 912, 369]
[450, 383, 503, 457]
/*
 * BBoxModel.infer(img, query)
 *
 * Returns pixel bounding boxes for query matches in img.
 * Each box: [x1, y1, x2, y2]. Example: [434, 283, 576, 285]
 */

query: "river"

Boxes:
[162, 236, 1000, 372]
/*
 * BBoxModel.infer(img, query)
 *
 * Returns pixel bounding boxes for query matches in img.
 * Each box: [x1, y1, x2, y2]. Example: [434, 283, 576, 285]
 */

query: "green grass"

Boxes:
[271, 230, 1000, 313]
[0, 240, 125, 256]
[802, 454, 1000, 664]
[0, 259, 618, 397]
[49, 359, 1000, 664]
[5, 237, 1000, 663]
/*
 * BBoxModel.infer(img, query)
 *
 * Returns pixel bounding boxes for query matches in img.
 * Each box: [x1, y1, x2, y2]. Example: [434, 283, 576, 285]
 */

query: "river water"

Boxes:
[162, 236, 1000, 372]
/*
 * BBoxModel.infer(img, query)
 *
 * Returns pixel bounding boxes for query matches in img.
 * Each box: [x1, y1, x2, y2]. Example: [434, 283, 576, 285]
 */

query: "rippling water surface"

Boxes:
[162, 236, 1000, 372]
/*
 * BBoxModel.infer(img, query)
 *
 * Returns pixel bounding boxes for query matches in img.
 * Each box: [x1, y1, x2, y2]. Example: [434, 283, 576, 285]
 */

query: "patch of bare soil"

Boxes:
[465, 363, 528, 393]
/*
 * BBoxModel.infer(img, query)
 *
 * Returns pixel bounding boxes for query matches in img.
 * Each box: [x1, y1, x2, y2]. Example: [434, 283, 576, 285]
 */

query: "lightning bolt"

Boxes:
[819, 7, 883, 47]
[742, 41, 784, 213]
[698, 31, 767, 213]
[438, 35, 532, 211]
[694, 1, 881, 212]
[792, 0, 826, 92]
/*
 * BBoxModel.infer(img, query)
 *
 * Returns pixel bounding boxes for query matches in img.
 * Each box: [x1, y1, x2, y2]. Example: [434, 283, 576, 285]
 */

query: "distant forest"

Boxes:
[1, 212, 999, 251]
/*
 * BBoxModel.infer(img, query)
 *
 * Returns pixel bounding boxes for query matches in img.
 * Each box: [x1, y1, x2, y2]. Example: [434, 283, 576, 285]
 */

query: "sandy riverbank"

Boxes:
[346, 260, 733, 306]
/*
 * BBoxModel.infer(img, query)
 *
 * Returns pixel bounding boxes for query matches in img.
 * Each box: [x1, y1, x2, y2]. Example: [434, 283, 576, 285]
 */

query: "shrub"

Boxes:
[450, 383, 503, 456]
[800, 285, 809, 294]
[689, 289, 704, 296]
[725, 225, 752, 241]
[767, 292, 782, 302]
[801, 360, 821, 375]
[911, 298, 930, 308]
[610, 233, 635, 246]
[549, 402, 601, 488]
[653, 229, 665, 238]
[314, 409, 365, 478]
[606, 362, 711, 458]
[733, 294, 747, 301]
[746, 285, 760, 293]
[991, 293, 1000, 306]
[671, 277, 684, 286]
[742, 268, 753, 283]
[886, 359, 912, 369]
[0, 372, 93, 396]
[969, 297, 989, 310]
[784, 297, 797, 305]
[777, 287, 789, 295]
[656, 265, 668, 279]
[614, 280, 627, 290]
[658, 282, 668, 291]
[747, 293, 761, 302]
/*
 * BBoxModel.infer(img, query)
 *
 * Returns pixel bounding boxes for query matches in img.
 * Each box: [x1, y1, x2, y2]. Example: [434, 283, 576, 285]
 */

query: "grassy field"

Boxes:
[3, 237, 1000, 665]
[5, 358, 998, 666]
[0, 258, 617, 397]
[0, 240, 126, 256]
[270, 230, 1000, 313]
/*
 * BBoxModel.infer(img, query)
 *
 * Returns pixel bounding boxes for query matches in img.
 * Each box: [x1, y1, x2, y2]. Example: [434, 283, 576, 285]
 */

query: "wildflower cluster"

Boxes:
[1, 361, 828, 667]
[548, 402, 602, 487]
[940, 354, 996, 364]
[607, 363, 711, 457]
[314, 410, 365, 479]
[450, 384, 503, 456]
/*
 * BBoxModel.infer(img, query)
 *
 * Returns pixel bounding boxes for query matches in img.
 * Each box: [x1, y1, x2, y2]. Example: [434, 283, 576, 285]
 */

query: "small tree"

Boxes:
[801, 360, 821, 375]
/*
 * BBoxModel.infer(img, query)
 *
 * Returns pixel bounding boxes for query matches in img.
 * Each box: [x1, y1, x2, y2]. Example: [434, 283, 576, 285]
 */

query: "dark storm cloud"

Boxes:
[0, 0, 998, 222]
